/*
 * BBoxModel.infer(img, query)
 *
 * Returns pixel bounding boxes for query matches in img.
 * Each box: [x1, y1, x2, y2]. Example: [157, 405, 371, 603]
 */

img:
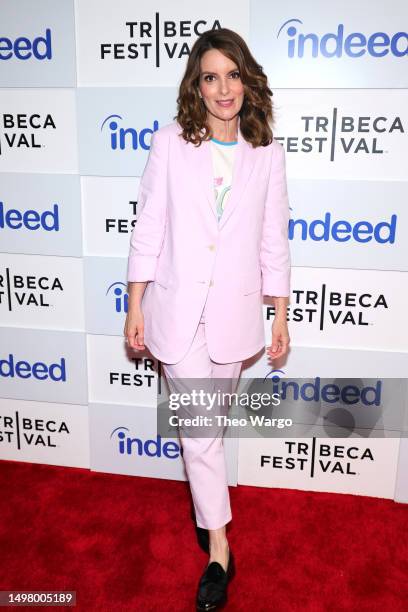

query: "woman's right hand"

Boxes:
[124, 307, 145, 351]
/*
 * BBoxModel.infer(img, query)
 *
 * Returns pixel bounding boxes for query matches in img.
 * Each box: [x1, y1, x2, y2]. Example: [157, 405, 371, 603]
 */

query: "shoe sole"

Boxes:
[196, 595, 227, 611]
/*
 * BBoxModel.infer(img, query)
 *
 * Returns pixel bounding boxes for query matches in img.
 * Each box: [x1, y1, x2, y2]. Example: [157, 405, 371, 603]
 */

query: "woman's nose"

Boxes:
[218, 79, 230, 95]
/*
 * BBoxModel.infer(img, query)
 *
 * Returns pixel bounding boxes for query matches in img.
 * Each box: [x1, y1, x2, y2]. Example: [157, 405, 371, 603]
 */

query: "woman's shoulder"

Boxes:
[152, 121, 181, 142]
[265, 137, 285, 165]
[265, 136, 284, 152]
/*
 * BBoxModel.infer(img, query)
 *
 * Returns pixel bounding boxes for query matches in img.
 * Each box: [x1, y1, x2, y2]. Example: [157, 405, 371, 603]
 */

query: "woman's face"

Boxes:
[198, 48, 244, 121]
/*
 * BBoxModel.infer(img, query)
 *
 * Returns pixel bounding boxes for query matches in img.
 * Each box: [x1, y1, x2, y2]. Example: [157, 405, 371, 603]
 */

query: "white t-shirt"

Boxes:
[210, 136, 238, 222]
[199, 136, 238, 324]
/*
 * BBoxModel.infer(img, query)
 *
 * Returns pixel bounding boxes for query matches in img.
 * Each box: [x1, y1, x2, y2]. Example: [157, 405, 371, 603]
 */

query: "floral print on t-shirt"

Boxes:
[210, 138, 237, 221]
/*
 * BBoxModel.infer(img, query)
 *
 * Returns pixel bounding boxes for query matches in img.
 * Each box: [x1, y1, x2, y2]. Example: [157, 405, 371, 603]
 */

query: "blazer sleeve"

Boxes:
[260, 141, 291, 297]
[127, 129, 169, 282]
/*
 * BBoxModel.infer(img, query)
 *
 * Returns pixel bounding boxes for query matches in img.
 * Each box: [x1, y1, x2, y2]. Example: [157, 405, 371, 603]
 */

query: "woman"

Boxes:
[124, 27, 291, 611]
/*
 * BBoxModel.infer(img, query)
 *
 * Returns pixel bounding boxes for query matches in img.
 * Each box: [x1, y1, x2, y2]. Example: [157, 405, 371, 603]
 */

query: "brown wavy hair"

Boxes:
[174, 27, 274, 148]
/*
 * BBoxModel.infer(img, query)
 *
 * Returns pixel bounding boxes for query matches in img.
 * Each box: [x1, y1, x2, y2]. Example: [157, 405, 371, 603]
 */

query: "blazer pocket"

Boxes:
[243, 276, 262, 296]
[154, 262, 171, 290]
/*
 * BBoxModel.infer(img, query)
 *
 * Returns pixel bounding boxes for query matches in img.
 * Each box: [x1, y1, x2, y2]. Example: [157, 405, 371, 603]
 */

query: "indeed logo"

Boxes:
[107, 282, 128, 313]
[0, 202, 60, 231]
[111, 427, 181, 458]
[288, 210, 397, 244]
[101, 116, 159, 151]
[277, 19, 407, 58]
[266, 374, 382, 406]
[0, 354, 66, 381]
[0, 28, 52, 60]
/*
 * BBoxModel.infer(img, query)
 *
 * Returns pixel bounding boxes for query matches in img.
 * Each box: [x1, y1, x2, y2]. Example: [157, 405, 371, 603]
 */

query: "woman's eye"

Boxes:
[204, 75, 215, 82]
[231, 71, 240, 79]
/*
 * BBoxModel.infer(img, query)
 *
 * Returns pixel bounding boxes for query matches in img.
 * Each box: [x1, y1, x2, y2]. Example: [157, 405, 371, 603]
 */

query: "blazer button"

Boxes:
[209, 280, 214, 287]
[208, 244, 215, 251]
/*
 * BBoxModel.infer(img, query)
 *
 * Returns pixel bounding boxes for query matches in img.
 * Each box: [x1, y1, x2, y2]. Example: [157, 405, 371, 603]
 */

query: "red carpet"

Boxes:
[0, 459, 407, 611]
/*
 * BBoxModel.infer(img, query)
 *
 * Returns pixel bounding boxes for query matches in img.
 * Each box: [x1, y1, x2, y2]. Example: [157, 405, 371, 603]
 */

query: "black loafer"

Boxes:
[196, 549, 235, 611]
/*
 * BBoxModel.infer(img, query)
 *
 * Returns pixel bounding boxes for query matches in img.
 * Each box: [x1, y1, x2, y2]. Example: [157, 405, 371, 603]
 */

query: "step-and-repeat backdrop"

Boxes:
[1, 0, 407, 502]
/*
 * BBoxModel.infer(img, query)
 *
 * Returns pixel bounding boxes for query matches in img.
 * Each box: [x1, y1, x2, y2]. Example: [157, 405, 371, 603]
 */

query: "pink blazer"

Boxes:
[127, 116, 291, 364]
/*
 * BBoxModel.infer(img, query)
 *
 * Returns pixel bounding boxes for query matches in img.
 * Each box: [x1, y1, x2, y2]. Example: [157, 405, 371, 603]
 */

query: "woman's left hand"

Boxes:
[266, 317, 290, 361]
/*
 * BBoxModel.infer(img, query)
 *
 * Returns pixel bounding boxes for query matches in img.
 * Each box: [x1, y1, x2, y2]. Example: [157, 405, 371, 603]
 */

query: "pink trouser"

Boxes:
[161, 302, 242, 530]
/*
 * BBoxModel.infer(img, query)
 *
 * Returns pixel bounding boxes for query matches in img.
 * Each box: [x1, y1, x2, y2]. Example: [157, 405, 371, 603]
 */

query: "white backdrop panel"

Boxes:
[0, 89, 78, 173]
[251, 0, 408, 87]
[81, 176, 141, 257]
[0, 327, 88, 404]
[287, 179, 407, 271]
[238, 434, 400, 499]
[89, 401, 239, 485]
[0, 253, 85, 330]
[87, 334, 158, 408]
[270, 267, 408, 351]
[83, 256, 128, 335]
[0, 173, 82, 257]
[0, 0, 76, 88]
[0, 397, 89, 468]
[75, 0, 249, 86]
[273, 89, 407, 180]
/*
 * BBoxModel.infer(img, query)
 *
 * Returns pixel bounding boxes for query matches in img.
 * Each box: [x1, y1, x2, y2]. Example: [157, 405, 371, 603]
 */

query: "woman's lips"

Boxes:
[216, 99, 234, 107]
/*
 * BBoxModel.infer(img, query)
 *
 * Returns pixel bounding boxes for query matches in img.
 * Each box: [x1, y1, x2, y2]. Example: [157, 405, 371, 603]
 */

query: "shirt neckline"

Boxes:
[210, 137, 238, 146]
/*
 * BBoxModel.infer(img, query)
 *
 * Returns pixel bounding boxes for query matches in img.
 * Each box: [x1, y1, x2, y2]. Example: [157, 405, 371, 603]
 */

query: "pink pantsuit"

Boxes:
[161, 302, 242, 529]
[127, 116, 291, 529]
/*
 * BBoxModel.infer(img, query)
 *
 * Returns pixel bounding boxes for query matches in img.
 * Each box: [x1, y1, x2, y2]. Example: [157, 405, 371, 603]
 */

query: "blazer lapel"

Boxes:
[183, 115, 258, 228]
[219, 118, 258, 229]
